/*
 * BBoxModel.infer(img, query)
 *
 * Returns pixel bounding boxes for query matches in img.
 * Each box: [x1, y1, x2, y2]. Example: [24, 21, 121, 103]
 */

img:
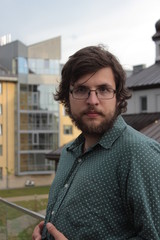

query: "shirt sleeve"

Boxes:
[125, 141, 160, 239]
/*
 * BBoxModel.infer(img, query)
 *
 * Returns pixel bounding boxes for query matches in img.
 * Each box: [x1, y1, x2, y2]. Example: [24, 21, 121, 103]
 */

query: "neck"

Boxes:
[83, 133, 101, 152]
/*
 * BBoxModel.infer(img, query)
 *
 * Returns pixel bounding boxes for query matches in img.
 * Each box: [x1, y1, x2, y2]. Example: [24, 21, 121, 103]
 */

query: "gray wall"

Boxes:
[0, 41, 27, 72]
[127, 88, 160, 113]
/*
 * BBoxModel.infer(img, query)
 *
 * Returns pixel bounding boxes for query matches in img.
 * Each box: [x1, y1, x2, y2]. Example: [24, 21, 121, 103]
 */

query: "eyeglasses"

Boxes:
[70, 85, 116, 100]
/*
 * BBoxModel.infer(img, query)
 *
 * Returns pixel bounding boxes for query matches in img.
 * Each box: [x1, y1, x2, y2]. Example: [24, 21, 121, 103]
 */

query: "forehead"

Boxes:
[73, 67, 115, 88]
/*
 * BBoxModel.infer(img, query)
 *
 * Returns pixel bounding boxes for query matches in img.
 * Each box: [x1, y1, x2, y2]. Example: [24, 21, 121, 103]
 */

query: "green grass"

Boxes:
[0, 189, 48, 239]
[16, 223, 39, 240]
[0, 198, 48, 221]
[16, 198, 48, 212]
[0, 185, 50, 198]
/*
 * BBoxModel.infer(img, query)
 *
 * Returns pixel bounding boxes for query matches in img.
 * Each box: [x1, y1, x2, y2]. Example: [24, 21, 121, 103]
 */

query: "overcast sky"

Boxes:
[1, 0, 160, 69]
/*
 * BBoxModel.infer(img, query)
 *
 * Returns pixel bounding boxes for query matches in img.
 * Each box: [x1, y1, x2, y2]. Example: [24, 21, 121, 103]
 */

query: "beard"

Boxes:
[69, 107, 118, 137]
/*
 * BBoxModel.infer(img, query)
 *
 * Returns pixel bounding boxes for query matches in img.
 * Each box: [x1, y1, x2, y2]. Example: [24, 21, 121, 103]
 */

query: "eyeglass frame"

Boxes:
[69, 85, 116, 100]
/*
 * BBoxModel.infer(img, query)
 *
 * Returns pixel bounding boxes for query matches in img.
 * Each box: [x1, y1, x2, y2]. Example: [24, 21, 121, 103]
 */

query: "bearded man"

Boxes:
[32, 45, 160, 240]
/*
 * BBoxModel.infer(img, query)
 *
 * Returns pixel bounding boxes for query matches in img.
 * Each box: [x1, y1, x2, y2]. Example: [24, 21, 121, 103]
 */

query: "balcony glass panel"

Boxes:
[0, 198, 44, 240]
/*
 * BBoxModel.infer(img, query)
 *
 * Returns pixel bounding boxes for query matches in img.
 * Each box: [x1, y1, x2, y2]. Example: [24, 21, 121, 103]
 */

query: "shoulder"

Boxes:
[123, 124, 160, 152]
[118, 124, 160, 172]
[113, 122, 160, 169]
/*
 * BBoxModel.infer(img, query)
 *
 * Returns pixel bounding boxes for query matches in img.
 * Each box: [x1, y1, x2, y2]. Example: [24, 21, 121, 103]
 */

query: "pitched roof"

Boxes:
[122, 112, 160, 131]
[46, 145, 64, 160]
[122, 113, 160, 143]
[126, 62, 160, 89]
[141, 120, 160, 143]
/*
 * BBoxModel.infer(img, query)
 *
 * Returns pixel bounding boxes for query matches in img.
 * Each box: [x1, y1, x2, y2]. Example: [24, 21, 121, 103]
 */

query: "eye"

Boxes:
[74, 86, 88, 94]
[98, 85, 109, 93]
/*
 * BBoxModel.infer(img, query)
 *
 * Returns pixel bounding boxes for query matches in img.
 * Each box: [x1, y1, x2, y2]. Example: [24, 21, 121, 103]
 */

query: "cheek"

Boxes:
[69, 99, 79, 114]
[104, 99, 117, 110]
[69, 99, 74, 111]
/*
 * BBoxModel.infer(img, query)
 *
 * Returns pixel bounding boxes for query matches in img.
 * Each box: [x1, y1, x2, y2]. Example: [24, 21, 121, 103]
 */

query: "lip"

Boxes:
[85, 111, 100, 118]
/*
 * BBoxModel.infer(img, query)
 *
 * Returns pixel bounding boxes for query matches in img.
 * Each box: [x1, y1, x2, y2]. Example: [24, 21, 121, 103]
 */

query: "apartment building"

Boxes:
[0, 36, 61, 188]
[0, 70, 17, 189]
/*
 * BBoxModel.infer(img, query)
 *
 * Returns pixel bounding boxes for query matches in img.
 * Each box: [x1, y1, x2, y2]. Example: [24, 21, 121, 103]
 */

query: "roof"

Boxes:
[141, 120, 160, 143]
[45, 145, 64, 160]
[126, 62, 160, 89]
[122, 112, 160, 131]
[123, 112, 160, 143]
[45, 140, 74, 161]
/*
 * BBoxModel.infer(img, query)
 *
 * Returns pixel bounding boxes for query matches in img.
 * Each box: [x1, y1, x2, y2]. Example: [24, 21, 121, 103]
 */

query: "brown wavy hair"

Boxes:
[54, 45, 131, 116]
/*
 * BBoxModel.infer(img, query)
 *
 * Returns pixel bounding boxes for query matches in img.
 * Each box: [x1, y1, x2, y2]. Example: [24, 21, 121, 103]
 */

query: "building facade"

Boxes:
[123, 19, 160, 143]
[0, 36, 61, 188]
[0, 72, 17, 189]
[59, 105, 80, 146]
[126, 19, 160, 114]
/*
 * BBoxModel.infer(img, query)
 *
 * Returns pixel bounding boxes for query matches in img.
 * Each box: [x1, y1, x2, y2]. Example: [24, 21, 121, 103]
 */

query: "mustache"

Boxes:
[81, 108, 105, 116]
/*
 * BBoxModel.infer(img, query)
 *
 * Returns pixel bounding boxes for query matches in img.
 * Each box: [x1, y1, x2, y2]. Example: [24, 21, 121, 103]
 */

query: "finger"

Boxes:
[46, 223, 67, 240]
[32, 221, 44, 240]
[38, 221, 45, 231]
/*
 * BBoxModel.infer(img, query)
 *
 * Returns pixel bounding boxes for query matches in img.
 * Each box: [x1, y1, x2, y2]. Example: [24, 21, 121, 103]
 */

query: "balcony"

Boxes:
[0, 197, 45, 239]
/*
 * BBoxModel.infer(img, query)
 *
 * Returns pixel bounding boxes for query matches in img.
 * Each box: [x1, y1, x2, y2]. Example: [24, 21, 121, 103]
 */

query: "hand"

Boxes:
[46, 222, 68, 240]
[32, 221, 44, 240]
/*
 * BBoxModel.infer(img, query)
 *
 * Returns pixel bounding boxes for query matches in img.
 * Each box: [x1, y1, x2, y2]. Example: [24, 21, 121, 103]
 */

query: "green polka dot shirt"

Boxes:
[42, 116, 160, 240]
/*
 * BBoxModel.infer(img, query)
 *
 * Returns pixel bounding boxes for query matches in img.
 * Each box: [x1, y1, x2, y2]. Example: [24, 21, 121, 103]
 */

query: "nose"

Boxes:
[86, 90, 99, 105]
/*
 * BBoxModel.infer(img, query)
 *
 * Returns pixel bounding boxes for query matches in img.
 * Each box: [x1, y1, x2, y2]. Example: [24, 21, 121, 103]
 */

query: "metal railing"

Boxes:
[0, 197, 45, 240]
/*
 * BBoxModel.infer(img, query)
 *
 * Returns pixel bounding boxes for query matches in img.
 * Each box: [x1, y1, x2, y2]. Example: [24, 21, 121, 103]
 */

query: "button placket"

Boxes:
[51, 210, 55, 215]
[64, 183, 69, 188]
[78, 158, 82, 163]
[50, 155, 85, 222]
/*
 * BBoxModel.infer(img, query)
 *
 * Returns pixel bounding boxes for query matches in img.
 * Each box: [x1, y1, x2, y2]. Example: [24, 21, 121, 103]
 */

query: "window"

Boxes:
[156, 94, 160, 112]
[140, 96, 147, 112]
[0, 167, 2, 180]
[0, 124, 2, 135]
[32, 92, 39, 106]
[32, 133, 39, 145]
[0, 83, 2, 94]
[18, 57, 28, 74]
[28, 58, 60, 75]
[0, 106, 1, 115]
[0, 145, 2, 155]
[63, 125, 73, 135]
[44, 59, 49, 69]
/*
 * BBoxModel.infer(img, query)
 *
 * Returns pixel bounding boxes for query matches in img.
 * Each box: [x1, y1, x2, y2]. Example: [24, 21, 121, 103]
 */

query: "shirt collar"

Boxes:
[67, 115, 127, 152]
[99, 115, 127, 150]
[66, 134, 84, 151]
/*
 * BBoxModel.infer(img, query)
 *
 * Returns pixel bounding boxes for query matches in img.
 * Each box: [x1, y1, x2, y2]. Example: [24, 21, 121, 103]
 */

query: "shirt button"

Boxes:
[78, 158, 82, 163]
[64, 183, 69, 188]
[51, 210, 55, 215]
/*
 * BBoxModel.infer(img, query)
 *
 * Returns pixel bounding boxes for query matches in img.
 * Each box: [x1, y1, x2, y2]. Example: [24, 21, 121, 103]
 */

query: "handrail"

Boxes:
[0, 197, 45, 220]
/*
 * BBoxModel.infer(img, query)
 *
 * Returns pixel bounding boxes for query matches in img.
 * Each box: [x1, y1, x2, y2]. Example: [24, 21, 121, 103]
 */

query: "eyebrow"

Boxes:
[73, 83, 114, 89]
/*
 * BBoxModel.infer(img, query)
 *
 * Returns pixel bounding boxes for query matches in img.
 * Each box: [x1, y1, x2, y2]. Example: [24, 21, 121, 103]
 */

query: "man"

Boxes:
[32, 46, 160, 240]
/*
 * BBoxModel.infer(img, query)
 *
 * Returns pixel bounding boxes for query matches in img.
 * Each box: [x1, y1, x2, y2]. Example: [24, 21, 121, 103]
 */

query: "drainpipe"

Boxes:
[6, 82, 8, 189]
